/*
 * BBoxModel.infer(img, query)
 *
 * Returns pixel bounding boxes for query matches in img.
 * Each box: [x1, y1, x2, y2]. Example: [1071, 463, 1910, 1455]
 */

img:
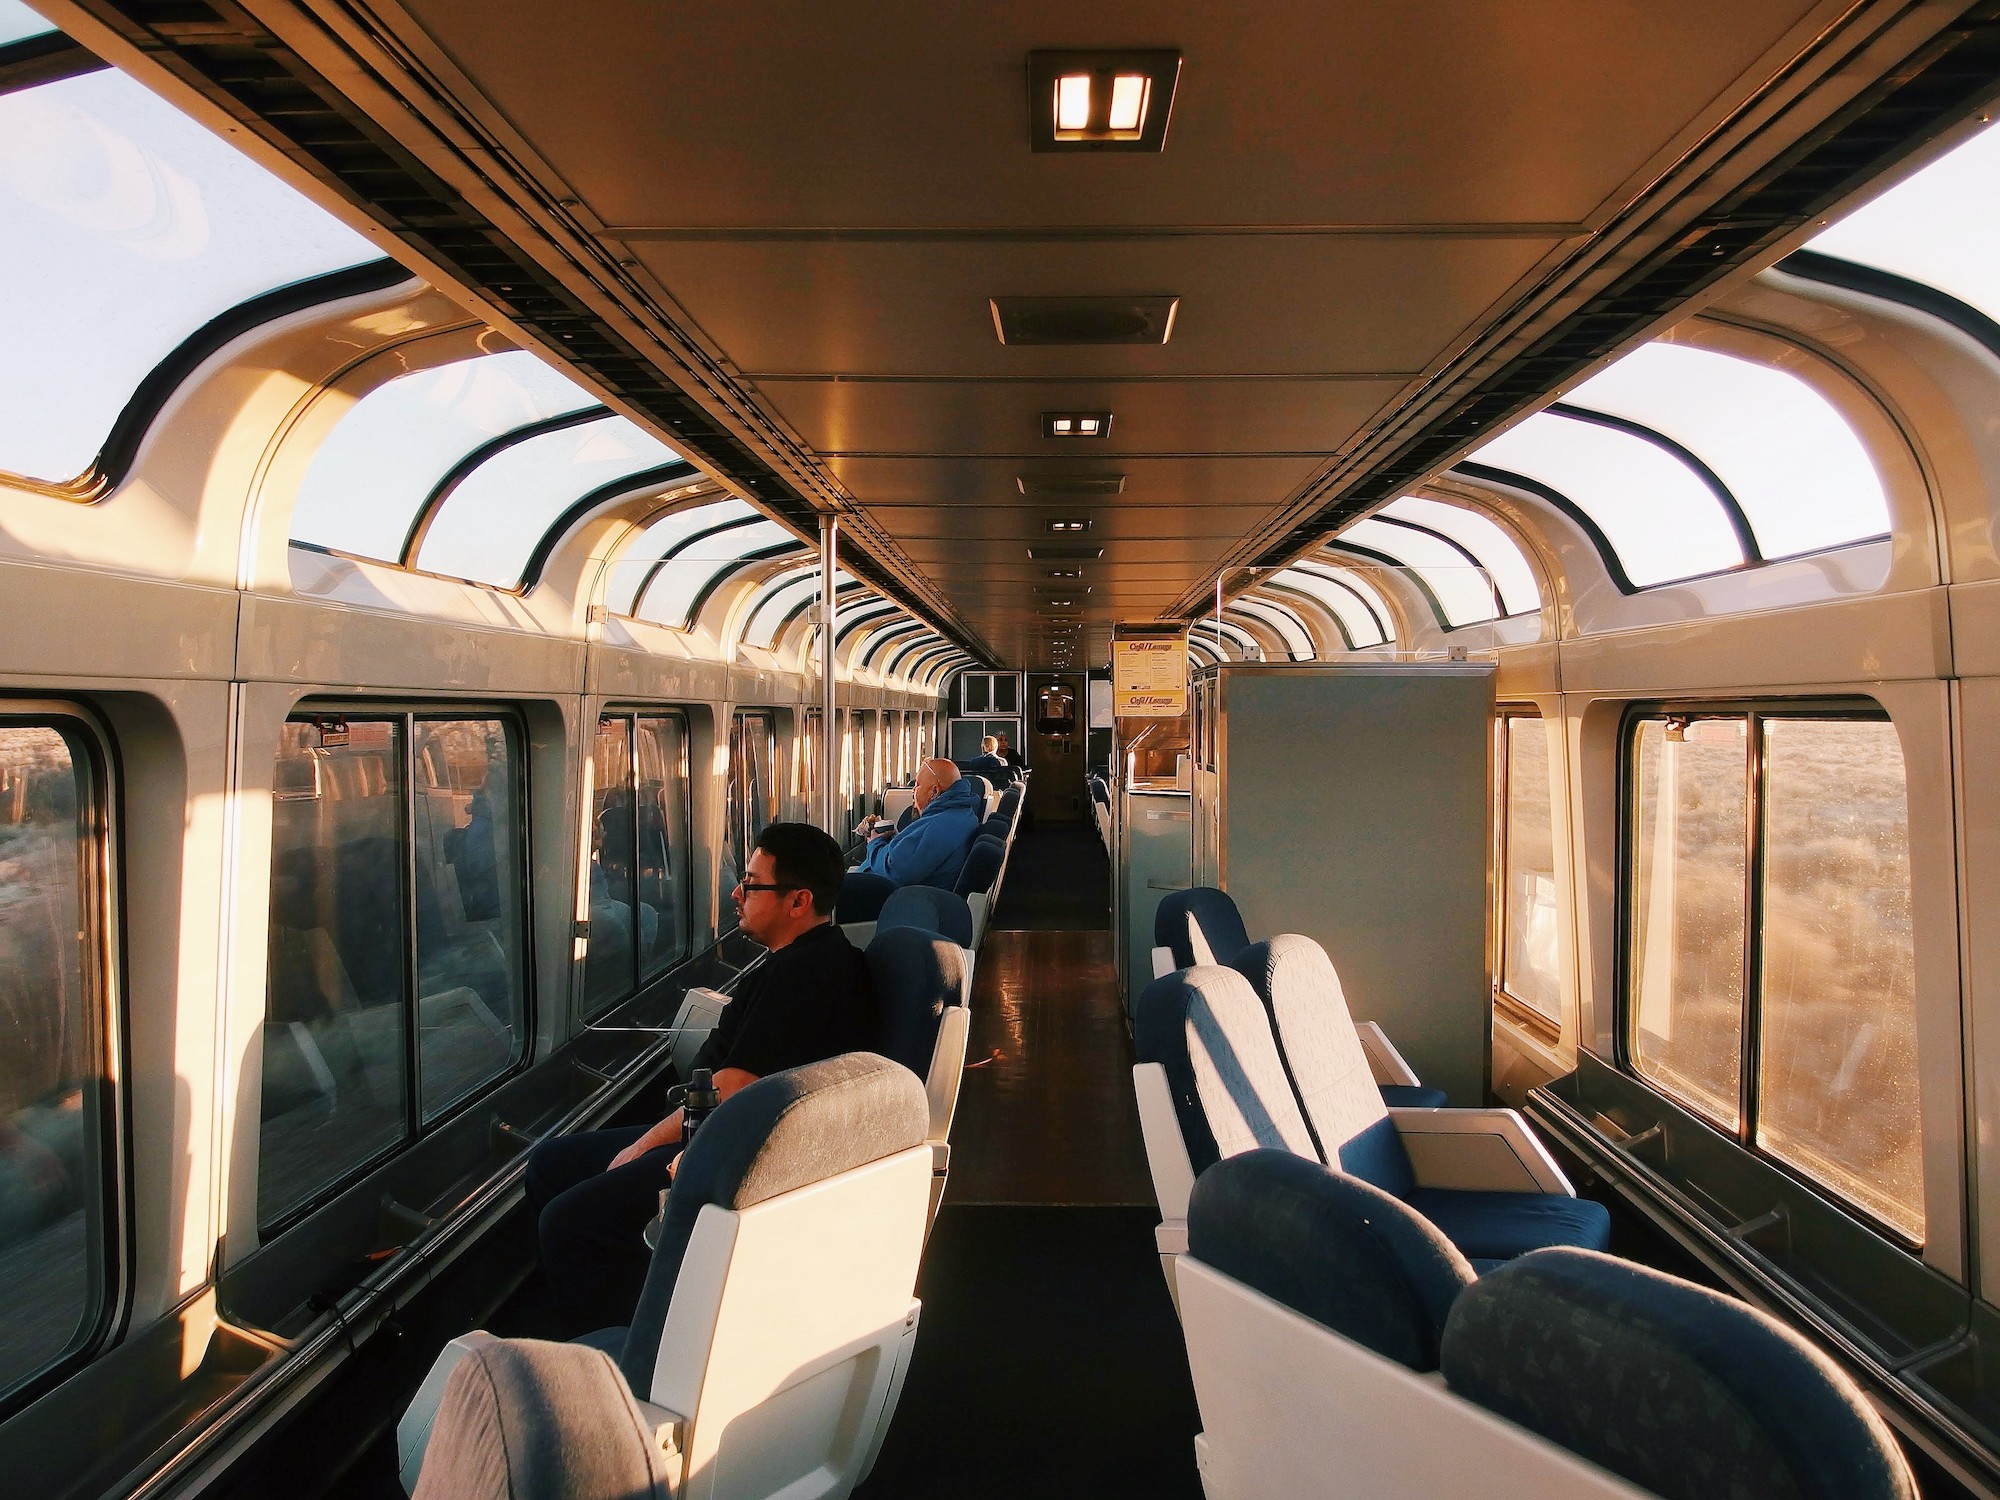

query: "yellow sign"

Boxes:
[1112, 634, 1188, 716]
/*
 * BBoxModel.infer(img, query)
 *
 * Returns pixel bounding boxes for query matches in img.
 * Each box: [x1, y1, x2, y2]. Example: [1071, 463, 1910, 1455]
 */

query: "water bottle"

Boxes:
[682, 1067, 720, 1146]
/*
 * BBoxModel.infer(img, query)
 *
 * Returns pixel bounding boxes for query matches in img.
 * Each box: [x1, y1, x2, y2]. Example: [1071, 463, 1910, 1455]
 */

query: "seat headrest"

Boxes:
[836, 871, 895, 924]
[618, 1054, 928, 1391]
[953, 835, 1006, 896]
[1153, 887, 1250, 969]
[865, 924, 966, 1073]
[961, 773, 992, 800]
[414, 1336, 669, 1500]
[1134, 965, 1316, 1173]
[978, 813, 1011, 842]
[1442, 1248, 1916, 1500]
[997, 786, 1022, 815]
[1228, 935, 1400, 1191]
[877, 884, 974, 948]
[1189, 1150, 1474, 1373]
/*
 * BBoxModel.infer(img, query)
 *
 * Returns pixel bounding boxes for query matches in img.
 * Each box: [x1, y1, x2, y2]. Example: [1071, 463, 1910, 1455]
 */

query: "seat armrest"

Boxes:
[1355, 1021, 1422, 1088]
[926, 1006, 970, 1142]
[1390, 1107, 1575, 1195]
[398, 1332, 496, 1492]
[1150, 945, 1176, 979]
[632, 1399, 686, 1471]
[1134, 1063, 1196, 1221]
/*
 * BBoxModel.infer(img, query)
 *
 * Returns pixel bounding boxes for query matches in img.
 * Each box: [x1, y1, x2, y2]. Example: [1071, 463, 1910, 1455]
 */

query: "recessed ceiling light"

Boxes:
[1047, 519, 1092, 533]
[1044, 410, 1113, 439]
[1029, 50, 1181, 152]
[1046, 567, 1083, 579]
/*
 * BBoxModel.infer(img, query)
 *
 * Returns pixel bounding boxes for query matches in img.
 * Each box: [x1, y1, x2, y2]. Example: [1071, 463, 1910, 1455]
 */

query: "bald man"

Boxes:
[854, 757, 984, 888]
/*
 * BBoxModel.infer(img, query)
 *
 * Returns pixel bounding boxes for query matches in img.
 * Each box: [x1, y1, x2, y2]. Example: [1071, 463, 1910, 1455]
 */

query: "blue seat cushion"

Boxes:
[1443, 1247, 1916, 1500]
[1404, 1187, 1612, 1262]
[1379, 1084, 1449, 1109]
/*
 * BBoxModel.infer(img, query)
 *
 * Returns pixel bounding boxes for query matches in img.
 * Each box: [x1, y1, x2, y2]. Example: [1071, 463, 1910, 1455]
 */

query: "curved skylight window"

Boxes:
[738, 567, 855, 651]
[1337, 517, 1502, 627]
[603, 497, 754, 615]
[1469, 412, 1744, 587]
[1270, 562, 1395, 648]
[413, 413, 680, 588]
[1564, 343, 1887, 560]
[861, 619, 930, 669]
[295, 352, 597, 563]
[837, 600, 903, 649]
[1808, 121, 2000, 327]
[631, 519, 799, 629]
[1229, 599, 1316, 659]
[1, 68, 381, 487]
[0, 2, 56, 46]
[1382, 497, 1540, 615]
[1193, 619, 1261, 659]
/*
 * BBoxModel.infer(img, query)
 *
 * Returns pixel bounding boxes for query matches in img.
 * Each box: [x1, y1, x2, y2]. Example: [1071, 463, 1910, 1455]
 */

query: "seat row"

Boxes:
[397, 901, 984, 1498]
[839, 773, 1024, 954]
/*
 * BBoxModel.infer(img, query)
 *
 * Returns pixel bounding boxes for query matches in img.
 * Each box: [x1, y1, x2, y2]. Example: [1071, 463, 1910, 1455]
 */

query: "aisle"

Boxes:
[857, 827, 1202, 1499]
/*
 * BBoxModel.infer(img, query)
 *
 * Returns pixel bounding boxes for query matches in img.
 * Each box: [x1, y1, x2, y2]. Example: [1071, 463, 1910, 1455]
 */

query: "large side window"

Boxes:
[1493, 710, 1562, 1031]
[584, 712, 692, 1014]
[260, 711, 528, 1228]
[721, 711, 776, 926]
[0, 718, 111, 1408]
[1624, 708, 1923, 1240]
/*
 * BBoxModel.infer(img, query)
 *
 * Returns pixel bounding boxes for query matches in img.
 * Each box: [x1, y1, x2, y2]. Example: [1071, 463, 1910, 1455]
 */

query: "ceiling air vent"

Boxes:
[1028, 545, 1105, 560]
[991, 296, 1178, 345]
[1019, 473, 1125, 496]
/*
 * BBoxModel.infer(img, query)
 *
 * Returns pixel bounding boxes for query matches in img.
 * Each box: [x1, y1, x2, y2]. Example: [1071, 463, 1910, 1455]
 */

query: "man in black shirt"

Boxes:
[525, 822, 876, 1332]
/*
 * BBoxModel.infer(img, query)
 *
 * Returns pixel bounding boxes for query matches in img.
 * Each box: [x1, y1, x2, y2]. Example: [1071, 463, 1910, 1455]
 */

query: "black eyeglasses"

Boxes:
[734, 881, 798, 895]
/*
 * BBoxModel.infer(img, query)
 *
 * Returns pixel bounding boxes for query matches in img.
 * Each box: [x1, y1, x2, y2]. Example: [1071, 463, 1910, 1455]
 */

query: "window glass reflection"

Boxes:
[1383, 498, 1541, 616]
[632, 521, 797, 629]
[1338, 518, 1500, 627]
[1498, 715, 1561, 1023]
[260, 719, 409, 1226]
[412, 719, 525, 1120]
[583, 717, 636, 1014]
[1628, 716, 1746, 1128]
[0, 723, 102, 1401]
[1756, 718, 1923, 1238]
[634, 717, 691, 979]
[1, 70, 379, 486]
[0, 1, 56, 45]
[603, 499, 755, 616]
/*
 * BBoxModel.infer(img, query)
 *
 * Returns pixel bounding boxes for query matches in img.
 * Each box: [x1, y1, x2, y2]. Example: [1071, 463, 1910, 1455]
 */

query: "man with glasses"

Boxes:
[524, 822, 876, 1332]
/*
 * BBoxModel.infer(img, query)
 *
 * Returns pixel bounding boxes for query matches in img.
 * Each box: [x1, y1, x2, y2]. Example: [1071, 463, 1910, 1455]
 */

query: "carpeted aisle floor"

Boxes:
[983, 822, 1109, 931]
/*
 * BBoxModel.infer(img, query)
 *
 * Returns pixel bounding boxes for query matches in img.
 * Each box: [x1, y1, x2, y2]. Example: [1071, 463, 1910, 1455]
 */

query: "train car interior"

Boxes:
[9, 1, 2000, 1497]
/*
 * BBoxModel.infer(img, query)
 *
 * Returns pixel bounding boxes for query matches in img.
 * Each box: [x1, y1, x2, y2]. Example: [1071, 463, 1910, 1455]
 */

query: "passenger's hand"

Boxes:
[607, 1139, 649, 1171]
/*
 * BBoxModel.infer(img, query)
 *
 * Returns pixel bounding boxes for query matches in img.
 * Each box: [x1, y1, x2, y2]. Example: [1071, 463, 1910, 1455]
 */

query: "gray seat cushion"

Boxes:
[617, 1053, 929, 1392]
[1190, 1150, 1475, 1372]
[1443, 1247, 1916, 1500]
[412, 1337, 668, 1500]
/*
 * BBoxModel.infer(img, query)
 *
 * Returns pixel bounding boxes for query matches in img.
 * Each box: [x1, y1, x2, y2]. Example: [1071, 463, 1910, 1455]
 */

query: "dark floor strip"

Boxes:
[988, 823, 1109, 931]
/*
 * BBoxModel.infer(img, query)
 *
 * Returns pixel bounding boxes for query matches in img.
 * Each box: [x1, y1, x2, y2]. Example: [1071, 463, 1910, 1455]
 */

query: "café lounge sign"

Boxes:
[1112, 634, 1188, 717]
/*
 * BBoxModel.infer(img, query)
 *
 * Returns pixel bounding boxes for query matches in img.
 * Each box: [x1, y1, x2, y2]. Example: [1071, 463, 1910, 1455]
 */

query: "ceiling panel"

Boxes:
[755, 377, 1409, 458]
[875, 506, 1261, 540]
[633, 234, 1568, 378]
[402, 0, 1833, 231]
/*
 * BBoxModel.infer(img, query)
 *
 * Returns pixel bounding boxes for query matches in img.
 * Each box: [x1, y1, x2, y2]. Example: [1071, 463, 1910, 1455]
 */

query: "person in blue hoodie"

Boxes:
[854, 756, 982, 889]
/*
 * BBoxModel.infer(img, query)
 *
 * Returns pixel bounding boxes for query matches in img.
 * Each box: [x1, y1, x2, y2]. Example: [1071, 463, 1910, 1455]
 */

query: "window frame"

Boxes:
[258, 702, 535, 1237]
[1614, 696, 1921, 1246]
[0, 700, 124, 1420]
[1492, 706, 1562, 1045]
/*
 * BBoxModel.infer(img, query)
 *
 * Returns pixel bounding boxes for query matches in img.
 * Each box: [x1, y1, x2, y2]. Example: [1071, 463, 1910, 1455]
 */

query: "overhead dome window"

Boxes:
[1805, 120, 2000, 328]
[1263, 560, 1396, 649]
[1, 65, 384, 491]
[293, 350, 685, 589]
[0, 1, 57, 45]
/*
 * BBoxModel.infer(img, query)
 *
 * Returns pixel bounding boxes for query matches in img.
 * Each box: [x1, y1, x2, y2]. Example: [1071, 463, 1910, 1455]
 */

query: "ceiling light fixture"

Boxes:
[1046, 567, 1083, 579]
[1044, 410, 1113, 439]
[992, 296, 1177, 345]
[1030, 49, 1181, 152]
[1047, 519, 1092, 533]
[1019, 474, 1124, 496]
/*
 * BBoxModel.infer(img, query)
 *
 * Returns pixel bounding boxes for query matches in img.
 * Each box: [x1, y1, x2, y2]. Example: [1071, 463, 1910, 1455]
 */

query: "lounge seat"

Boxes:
[399, 1054, 931, 1500]
[1178, 1149, 1915, 1500]
[865, 925, 970, 1228]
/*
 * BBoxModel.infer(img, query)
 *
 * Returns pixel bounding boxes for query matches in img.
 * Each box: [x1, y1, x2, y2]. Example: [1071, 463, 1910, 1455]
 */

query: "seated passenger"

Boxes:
[853, 758, 982, 890]
[964, 735, 1013, 784]
[996, 731, 1026, 774]
[524, 822, 876, 1333]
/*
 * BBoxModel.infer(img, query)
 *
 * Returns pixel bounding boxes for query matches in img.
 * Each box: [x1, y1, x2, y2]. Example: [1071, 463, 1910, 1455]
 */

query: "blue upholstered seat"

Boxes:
[997, 786, 1022, 822]
[876, 885, 974, 948]
[1190, 1149, 1474, 1372]
[864, 924, 964, 1077]
[1140, 943, 1610, 1266]
[1153, 886, 1251, 969]
[1380, 1083, 1450, 1109]
[978, 812, 1011, 844]
[1443, 1248, 1917, 1500]
[607, 1054, 929, 1393]
[835, 870, 894, 923]
[953, 835, 1006, 898]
